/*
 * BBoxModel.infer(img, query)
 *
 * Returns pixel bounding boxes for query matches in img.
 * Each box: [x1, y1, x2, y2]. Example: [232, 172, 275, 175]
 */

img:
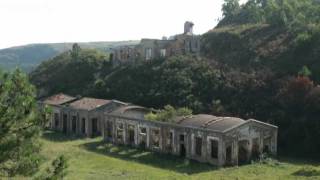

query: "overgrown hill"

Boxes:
[30, 0, 320, 159]
[0, 41, 138, 72]
[201, 24, 320, 81]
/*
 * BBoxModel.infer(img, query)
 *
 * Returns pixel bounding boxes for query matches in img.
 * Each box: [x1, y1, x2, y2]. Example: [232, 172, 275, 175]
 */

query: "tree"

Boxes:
[0, 69, 42, 176]
[222, 0, 240, 17]
[145, 105, 192, 122]
[298, 65, 312, 77]
[70, 43, 81, 60]
[35, 155, 68, 180]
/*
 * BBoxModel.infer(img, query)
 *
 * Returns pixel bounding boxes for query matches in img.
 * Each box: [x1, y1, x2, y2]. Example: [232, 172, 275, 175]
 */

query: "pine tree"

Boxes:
[0, 69, 43, 176]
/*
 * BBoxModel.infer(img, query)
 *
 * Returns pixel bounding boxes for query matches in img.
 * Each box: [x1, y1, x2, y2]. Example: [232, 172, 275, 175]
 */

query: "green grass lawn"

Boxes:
[28, 131, 320, 179]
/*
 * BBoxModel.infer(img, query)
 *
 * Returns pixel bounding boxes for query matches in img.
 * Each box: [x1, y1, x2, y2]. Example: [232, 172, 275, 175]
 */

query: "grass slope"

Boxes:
[26, 131, 320, 179]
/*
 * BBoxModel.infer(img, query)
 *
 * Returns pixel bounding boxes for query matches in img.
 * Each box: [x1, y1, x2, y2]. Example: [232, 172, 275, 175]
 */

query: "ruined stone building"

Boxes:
[41, 93, 278, 166]
[111, 21, 201, 65]
[103, 109, 278, 166]
[40, 93, 127, 137]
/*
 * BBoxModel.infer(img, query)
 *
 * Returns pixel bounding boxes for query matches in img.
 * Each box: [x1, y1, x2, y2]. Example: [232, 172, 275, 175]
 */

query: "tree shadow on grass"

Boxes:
[42, 130, 88, 142]
[278, 157, 320, 166]
[80, 140, 218, 175]
[292, 166, 320, 177]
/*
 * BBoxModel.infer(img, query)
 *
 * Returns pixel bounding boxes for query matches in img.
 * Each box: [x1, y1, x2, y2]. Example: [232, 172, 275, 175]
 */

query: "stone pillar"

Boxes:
[112, 118, 116, 144]
[134, 124, 138, 147]
[123, 122, 127, 145]
[191, 134, 195, 156]
[202, 135, 207, 161]
[159, 127, 164, 151]
[271, 130, 278, 155]
[259, 131, 264, 154]
[232, 140, 239, 166]
[87, 115, 91, 137]
[219, 140, 226, 166]
[218, 138, 226, 166]
[101, 116, 105, 140]
[146, 127, 150, 148]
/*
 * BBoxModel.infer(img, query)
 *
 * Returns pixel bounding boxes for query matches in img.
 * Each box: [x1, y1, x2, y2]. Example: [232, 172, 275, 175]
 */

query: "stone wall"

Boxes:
[103, 115, 278, 167]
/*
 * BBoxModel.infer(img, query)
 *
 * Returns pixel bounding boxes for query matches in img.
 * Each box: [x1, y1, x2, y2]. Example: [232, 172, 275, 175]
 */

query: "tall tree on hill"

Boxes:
[70, 43, 81, 60]
[222, 0, 240, 17]
[0, 69, 43, 177]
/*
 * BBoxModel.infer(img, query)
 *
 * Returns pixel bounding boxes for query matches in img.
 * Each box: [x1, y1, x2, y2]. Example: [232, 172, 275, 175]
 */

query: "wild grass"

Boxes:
[16, 131, 320, 179]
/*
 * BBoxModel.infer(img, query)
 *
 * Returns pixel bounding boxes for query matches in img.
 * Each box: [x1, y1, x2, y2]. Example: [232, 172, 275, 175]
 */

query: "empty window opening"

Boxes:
[151, 129, 160, 148]
[238, 140, 249, 164]
[251, 138, 260, 160]
[226, 146, 232, 165]
[166, 131, 174, 152]
[180, 134, 185, 142]
[54, 113, 59, 127]
[140, 127, 147, 134]
[195, 137, 202, 156]
[106, 121, 113, 138]
[139, 127, 147, 149]
[63, 114, 68, 133]
[81, 118, 86, 134]
[128, 125, 135, 145]
[180, 144, 186, 157]
[92, 118, 98, 136]
[145, 48, 152, 60]
[211, 139, 218, 159]
[263, 137, 272, 154]
[160, 49, 166, 57]
[72, 116, 77, 133]
[117, 123, 124, 142]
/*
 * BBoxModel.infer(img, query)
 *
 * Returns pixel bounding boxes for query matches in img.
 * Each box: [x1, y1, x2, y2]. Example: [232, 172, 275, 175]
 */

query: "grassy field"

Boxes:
[22, 131, 320, 179]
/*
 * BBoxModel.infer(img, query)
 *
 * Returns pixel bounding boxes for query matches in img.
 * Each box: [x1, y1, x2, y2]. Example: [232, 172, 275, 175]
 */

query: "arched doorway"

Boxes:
[238, 140, 249, 165]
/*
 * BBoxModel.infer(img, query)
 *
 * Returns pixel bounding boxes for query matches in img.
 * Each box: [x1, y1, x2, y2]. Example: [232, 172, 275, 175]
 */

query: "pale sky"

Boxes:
[0, 0, 246, 49]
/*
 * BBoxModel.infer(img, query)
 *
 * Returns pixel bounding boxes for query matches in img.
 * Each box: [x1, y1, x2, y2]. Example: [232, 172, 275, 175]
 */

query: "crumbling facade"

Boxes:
[103, 109, 278, 166]
[111, 21, 201, 65]
[41, 93, 278, 166]
[40, 94, 127, 137]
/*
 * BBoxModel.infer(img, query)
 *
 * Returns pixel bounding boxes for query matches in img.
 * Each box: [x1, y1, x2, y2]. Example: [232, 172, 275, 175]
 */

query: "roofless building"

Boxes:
[41, 93, 278, 166]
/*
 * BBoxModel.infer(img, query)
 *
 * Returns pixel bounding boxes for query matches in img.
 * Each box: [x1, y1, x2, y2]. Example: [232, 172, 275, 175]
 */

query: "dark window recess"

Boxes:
[72, 116, 77, 132]
[211, 140, 218, 159]
[226, 146, 232, 164]
[54, 113, 59, 127]
[128, 125, 135, 144]
[92, 118, 98, 135]
[63, 114, 67, 133]
[180, 134, 185, 142]
[140, 128, 146, 134]
[195, 137, 202, 156]
[81, 118, 86, 134]
[107, 121, 113, 138]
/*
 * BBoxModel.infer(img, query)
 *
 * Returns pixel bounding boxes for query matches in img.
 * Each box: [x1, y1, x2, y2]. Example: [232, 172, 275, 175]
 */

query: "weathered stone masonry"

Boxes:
[41, 93, 278, 167]
[102, 107, 278, 167]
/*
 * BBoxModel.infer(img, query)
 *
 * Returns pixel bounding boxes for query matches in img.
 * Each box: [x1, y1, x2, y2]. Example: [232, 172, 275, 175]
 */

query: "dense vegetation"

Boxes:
[30, 0, 320, 159]
[0, 69, 42, 176]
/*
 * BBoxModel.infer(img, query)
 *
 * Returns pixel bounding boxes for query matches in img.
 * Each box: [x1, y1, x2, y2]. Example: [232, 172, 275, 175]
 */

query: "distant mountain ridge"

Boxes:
[0, 41, 139, 72]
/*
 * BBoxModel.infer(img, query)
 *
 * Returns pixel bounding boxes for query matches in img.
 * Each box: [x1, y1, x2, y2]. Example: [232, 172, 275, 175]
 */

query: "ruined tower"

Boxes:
[184, 21, 194, 35]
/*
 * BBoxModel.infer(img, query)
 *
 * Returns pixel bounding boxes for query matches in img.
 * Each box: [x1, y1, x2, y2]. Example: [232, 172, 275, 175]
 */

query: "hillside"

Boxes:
[0, 41, 139, 72]
[30, 0, 320, 160]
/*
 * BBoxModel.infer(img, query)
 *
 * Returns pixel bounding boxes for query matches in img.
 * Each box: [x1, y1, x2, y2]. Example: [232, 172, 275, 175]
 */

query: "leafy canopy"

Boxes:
[145, 105, 192, 123]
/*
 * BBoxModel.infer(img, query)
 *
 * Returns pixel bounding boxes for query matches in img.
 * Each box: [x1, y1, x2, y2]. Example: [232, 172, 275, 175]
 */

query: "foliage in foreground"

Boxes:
[0, 69, 42, 177]
[35, 155, 68, 180]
